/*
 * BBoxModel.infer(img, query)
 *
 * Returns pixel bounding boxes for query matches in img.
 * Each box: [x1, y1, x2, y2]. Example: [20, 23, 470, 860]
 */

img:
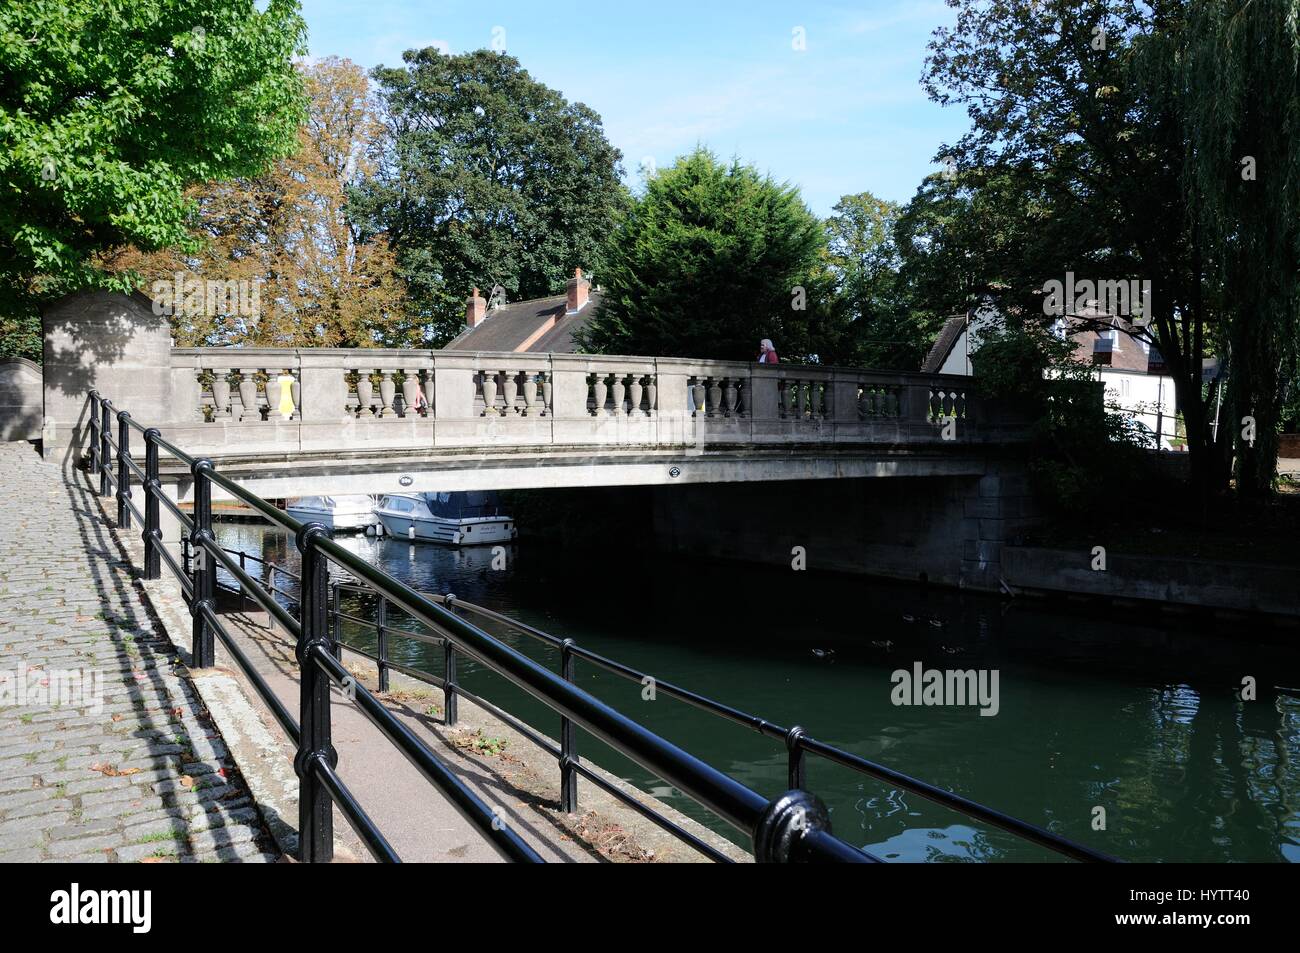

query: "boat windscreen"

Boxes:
[418, 491, 504, 519]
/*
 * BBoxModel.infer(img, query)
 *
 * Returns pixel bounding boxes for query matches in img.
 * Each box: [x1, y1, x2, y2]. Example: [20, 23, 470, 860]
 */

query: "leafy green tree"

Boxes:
[0, 0, 309, 359]
[351, 49, 627, 345]
[924, 0, 1236, 495]
[579, 148, 843, 362]
[823, 192, 918, 369]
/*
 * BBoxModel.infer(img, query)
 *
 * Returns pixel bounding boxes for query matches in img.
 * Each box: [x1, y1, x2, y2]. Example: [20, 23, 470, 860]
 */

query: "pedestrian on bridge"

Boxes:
[758, 339, 779, 364]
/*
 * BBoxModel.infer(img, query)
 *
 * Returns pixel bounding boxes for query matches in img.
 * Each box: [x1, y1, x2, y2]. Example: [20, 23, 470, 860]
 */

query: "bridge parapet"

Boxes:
[160, 348, 1009, 456]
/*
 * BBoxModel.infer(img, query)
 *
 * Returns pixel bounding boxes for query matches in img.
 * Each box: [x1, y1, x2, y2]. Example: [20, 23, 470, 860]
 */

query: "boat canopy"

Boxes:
[418, 491, 505, 520]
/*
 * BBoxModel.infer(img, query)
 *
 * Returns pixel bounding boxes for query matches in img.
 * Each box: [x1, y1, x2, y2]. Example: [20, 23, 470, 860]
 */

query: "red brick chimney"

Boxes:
[566, 268, 589, 313]
[466, 287, 487, 328]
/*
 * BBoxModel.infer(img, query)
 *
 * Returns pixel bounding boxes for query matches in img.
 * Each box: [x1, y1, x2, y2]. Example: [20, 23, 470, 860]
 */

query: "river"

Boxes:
[216, 521, 1300, 863]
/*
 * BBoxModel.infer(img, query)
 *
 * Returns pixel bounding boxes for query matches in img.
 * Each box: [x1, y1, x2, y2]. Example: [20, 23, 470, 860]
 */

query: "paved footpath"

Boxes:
[0, 442, 277, 862]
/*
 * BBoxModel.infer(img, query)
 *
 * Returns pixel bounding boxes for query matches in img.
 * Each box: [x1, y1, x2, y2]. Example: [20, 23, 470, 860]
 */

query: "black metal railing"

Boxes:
[86, 390, 1115, 864]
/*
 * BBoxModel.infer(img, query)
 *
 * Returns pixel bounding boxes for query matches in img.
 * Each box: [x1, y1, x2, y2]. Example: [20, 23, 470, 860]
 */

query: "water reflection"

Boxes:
[216, 521, 1300, 862]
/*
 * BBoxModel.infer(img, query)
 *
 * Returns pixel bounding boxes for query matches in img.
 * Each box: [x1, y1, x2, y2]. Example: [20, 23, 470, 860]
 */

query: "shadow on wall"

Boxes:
[41, 289, 168, 400]
[40, 289, 170, 466]
[0, 356, 44, 441]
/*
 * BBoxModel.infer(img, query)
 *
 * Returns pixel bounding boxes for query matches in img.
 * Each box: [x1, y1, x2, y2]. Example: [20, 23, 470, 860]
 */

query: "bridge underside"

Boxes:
[158, 442, 992, 502]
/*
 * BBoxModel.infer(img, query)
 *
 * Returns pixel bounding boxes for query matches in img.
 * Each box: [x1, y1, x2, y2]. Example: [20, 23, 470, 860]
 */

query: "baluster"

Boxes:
[734, 377, 746, 417]
[540, 372, 552, 416]
[691, 378, 706, 417]
[378, 369, 397, 417]
[722, 377, 737, 417]
[481, 370, 498, 417]
[400, 370, 419, 417]
[779, 380, 790, 418]
[521, 372, 537, 416]
[794, 380, 806, 419]
[501, 369, 518, 415]
[210, 369, 231, 419]
[271, 369, 296, 420]
[590, 374, 606, 416]
[627, 374, 642, 416]
[645, 375, 657, 415]
[356, 371, 374, 418]
[707, 377, 721, 417]
[610, 373, 625, 415]
[235, 370, 258, 422]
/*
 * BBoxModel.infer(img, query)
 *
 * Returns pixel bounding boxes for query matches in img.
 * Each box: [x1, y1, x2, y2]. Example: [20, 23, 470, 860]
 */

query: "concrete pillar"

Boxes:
[749, 365, 781, 419]
[42, 289, 173, 463]
[550, 355, 591, 418]
[431, 354, 476, 419]
[299, 350, 349, 420]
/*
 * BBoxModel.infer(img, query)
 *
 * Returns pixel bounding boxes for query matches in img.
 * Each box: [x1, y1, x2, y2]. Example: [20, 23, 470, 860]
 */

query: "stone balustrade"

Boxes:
[160, 348, 1012, 456]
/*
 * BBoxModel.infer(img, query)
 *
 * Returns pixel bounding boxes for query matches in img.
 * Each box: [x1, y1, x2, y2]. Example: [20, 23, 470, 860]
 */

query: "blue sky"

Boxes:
[300, 0, 969, 216]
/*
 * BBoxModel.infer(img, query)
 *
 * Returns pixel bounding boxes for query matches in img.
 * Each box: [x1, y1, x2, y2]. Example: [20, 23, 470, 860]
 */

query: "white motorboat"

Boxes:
[285, 495, 378, 532]
[374, 491, 517, 546]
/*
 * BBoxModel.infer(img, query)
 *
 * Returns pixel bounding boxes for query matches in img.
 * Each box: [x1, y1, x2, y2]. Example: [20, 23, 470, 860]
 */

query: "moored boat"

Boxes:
[373, 491, 517, 545]
[285, 495, 378, 532]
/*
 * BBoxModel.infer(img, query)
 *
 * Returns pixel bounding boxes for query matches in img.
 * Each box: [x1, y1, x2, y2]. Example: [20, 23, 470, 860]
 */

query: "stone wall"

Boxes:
[649, 458, 1041, 592]
[41, 289, 173, 463]
[0, 357, 42, 441]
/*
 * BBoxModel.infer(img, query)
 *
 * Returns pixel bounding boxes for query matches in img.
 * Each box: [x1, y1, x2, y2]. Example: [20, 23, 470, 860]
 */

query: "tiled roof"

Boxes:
[921, 315, 967, 372]
[443, 291, 602, 353]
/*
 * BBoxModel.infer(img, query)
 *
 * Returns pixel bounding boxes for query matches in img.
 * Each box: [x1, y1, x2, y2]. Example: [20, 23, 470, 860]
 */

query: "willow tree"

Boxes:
[1179, 1, 1300, 497]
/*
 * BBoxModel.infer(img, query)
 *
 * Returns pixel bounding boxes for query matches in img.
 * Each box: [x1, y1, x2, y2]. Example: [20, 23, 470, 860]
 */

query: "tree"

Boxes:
[350, 49, 628, 345]
[103, 57, 409, 347]
[579, 148, 844, 362]
[1179, 1, 1300, 497]
[924, 0, 1237, 496]
[0, 0, 308, 357]
[823, 192, 919, 369]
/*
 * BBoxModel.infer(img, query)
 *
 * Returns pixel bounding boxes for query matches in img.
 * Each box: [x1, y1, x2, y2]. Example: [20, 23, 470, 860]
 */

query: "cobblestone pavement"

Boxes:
[0, 443, 277, 862]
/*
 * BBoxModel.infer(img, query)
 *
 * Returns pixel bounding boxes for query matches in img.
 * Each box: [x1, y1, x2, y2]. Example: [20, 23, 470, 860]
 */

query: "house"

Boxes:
[442, 268, 601, 353]
[922, 300, 1180, 448]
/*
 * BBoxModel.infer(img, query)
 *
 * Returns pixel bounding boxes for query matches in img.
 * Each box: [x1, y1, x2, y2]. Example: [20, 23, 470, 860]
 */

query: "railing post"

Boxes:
[376, 594, 389, 693]
[331, 580, 342, 661]
[99, 401, 111, 497]
[88, 393, 99, 484]
[753, 790, 835, 863]
[785, 725, 807, 791]
[116, 411, 131, 528]
[189, 459, 216, 669]
[442, 594, 459, 726]
[294, 522, 336, 863]
[142, 428, 162, 581]
[559, 638, 578, 813]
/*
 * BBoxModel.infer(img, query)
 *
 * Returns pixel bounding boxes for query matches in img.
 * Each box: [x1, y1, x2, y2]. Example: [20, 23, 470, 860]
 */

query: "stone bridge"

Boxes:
[35, 290, 1047, 590]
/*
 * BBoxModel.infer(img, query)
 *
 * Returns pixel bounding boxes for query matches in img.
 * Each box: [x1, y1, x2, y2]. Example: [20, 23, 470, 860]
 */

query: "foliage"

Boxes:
[823, 192, 921, 369]
[578, 148, 846, 362]
[923, 1, 1226, 493]
[350, 49, 628, 346]
[0, 0, 308, 355]
[102, 57, 409, 347]
[1177, 1, 1300, 496]
[972, 317, 1145, 512]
